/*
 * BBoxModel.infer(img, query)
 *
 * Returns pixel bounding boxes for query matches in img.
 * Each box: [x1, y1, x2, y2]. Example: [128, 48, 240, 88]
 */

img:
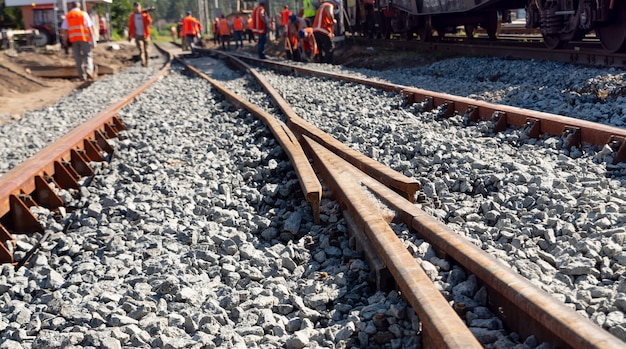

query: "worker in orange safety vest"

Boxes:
[312, 0, 338, 63]
[182, 10, 201, 55]
[246, 16, 255, 43]
[218, 14, 232, 51]
[61, 1, 96, 80]
[299, 27, 318, 62]
[252, 0, 269, 59]
[280, 5, 292, 37]
[128, 2, 153, 67]
[232, 14, 245, 49]
[284, 16, 300, 61]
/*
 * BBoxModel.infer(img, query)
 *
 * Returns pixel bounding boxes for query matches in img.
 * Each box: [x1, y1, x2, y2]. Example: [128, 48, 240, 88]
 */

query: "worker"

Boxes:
[280, 5, 292, 37]
[299, 27, 318, 62]
[286, 14, 307, 60]
[218, 14, 231, 51]
[170, 24, 177, 43]
[212, 17, 219, 46]
[303, 0, 318, 26]
[182, 10, 201, 56]
[284, 15, 300, 61]
[98, 15, 108, 42]
[61, 1, 96, 80]
[252, 0, 269, 59]
[245, 15, 255, 43]
[312, 0, 338, 63]
[128, 2, 153, 67]
[178, 17, 188, 50]
[232, 13, 245, 49]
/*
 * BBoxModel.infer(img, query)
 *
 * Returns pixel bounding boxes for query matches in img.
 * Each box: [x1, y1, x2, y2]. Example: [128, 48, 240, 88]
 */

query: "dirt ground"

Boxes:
[0, 41, 139, 124]
[0, 38, 437, 125]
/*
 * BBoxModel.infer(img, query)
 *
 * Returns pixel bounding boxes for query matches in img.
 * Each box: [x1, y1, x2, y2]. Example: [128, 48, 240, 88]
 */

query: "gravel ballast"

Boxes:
[1, 52, 625, 348]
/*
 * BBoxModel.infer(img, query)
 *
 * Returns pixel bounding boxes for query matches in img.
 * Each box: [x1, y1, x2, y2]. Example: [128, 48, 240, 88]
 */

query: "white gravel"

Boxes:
[1, 52, 625, 348]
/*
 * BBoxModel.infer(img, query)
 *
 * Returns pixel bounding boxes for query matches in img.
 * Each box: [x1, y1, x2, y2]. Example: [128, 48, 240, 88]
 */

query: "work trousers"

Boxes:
[72, 41, 94, 80]
[135, 35, 150, 66]
[257, 33, 267, 59]
[233, 30, 244, 48]
[220, 35, 231, 50]
[186, 35, 198, 55]
[313, 32, 333, 63]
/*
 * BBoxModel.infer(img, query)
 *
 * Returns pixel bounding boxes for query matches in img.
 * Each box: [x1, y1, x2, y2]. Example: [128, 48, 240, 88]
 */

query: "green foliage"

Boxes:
[110, 0, 133, 37]
[0, 5, 23, 29]
[111, 30, 123, 41]
[153, 23, 178, 42]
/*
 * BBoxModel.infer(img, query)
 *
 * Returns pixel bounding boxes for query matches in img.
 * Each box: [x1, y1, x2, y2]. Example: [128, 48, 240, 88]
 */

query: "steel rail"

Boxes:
[174, 57, 322, 223]
[302, 134, 483, 349]
[347, 36, 626, 69]
[225, 53, 626, 164]
[212, 50, 420, 202]
[0, 49, 173, 264]
[355, 157, 626, 349]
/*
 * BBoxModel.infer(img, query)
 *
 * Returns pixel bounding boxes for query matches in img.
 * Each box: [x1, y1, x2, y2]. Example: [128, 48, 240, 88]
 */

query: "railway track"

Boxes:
[1, 44, 625, 348]
[349, 34, 626, 69]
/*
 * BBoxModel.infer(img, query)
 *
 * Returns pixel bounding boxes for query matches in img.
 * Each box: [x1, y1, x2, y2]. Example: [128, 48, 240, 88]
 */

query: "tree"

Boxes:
[110, 0, 133, 37]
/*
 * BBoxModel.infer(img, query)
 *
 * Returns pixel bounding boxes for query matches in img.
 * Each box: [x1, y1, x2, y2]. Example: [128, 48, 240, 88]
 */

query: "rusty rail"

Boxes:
[214, 50, 420, 202]
[0, 49, 173, 264]
[175, 57, 322, 223]
[302, 134, 483, 349]
[227, 52, 626, 164]
[358, 161, 626, 349]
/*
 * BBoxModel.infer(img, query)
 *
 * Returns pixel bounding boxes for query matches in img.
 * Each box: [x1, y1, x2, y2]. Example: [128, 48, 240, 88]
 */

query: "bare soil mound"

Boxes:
[0, 42, 138, 124]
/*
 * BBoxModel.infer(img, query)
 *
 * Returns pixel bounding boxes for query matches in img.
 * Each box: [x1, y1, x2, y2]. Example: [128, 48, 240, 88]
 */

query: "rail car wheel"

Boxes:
[464, 24, 475, 38]
[596, 0, 626, 52]
[418, 17, 433, 42]
[483, 12, 499, 39]
[542, 34, 566, 49]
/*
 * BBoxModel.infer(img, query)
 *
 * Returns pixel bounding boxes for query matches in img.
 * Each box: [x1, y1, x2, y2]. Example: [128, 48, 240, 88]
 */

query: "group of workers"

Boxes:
[209, 13, 249, 51]
[59, 0, 340, 81]
[60, 1, 154, 81]
[250, 0, 340, 63]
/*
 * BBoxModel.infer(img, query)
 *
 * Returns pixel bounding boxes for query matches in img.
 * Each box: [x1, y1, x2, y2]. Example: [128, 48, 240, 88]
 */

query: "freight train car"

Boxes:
[344, 0, 626, 52]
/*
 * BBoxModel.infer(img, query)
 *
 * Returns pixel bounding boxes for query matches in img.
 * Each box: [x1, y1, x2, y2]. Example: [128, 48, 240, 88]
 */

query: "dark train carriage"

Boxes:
[345, 0, 626, 52]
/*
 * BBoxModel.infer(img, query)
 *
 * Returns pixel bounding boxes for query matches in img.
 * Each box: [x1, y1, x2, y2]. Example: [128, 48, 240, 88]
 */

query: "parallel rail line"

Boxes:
[347, 36, 626, 69]
[0, 50, 172, 264]
[225, 52, 626, 164]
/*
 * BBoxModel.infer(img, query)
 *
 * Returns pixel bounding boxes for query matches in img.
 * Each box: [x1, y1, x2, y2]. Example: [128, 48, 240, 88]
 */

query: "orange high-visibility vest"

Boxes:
[312, 2, 334, 37]
[66, 10, 91, 43]
[302, 27, 318, 54]
[281, 9, 291, 26]
[284, 24, 298, 51]
[182, 15, 200, 36]
[218, 18, 230, 35]
[252, 5, 267, 34]
[233, 17, 244, 31]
